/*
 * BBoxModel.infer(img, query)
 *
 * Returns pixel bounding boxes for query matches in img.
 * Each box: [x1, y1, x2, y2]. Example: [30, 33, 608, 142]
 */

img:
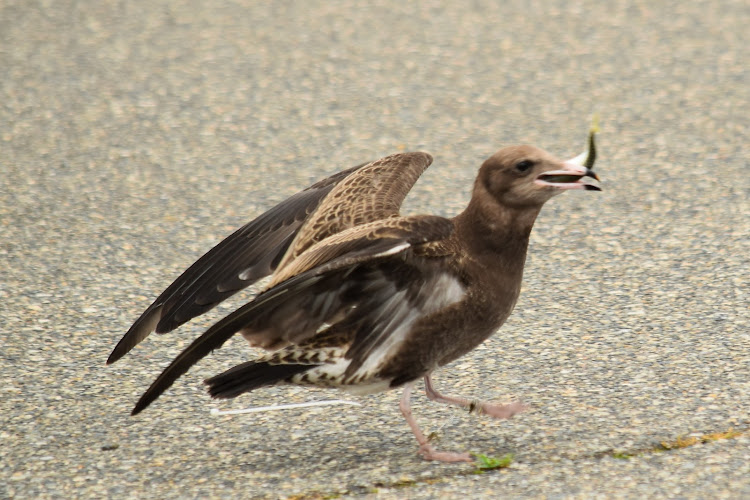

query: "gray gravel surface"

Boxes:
[2, 0, 748, 498]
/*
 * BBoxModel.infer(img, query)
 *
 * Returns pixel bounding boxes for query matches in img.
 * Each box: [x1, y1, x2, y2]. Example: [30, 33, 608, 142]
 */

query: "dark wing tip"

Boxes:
[107, 305, 164, 365]
[125, 298, 265, 415]
[131, 400, 148, 416]
[106, 336, 138, 365]
[130, 369, 180, 416]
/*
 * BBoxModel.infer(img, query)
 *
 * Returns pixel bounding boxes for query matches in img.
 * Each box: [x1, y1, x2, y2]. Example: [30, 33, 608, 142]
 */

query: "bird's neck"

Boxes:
[453, 193, 542, 268]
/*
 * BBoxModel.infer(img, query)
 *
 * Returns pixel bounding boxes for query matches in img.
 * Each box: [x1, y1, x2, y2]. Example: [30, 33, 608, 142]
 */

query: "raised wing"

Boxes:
[130, 215, 455, 414]
[109, 152, 433, 365]
[107, 163, 365, 365]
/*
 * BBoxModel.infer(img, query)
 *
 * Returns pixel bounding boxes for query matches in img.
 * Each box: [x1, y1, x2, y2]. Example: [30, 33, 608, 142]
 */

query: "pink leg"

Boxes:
[399, 383, 473, 463]
[423, 375, 526, 419]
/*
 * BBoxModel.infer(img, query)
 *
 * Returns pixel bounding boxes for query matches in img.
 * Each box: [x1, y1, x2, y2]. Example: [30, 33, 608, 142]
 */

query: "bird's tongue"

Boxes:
[539, 174, 586, 183]
[536, 167, 601, 191]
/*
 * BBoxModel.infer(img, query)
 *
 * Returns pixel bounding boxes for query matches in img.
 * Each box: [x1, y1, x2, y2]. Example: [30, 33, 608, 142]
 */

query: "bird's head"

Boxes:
[477, 144, 600, 209]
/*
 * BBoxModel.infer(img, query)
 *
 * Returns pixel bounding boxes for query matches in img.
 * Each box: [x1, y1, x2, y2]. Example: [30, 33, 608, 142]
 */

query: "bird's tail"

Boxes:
[204, 361, 312, 399]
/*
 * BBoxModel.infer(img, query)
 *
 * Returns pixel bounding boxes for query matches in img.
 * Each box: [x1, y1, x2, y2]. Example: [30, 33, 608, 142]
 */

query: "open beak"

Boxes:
[535, 163, 601, 191]
[535, 124, 602, 191]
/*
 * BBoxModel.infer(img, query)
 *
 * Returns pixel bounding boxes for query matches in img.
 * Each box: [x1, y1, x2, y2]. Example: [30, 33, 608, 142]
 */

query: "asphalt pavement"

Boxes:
[1, 0, 748, 498]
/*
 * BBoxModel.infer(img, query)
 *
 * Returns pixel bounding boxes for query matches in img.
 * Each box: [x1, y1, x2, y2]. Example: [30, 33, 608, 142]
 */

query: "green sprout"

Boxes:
[583, 114, 600, 170]
[569, 114, 600, 170]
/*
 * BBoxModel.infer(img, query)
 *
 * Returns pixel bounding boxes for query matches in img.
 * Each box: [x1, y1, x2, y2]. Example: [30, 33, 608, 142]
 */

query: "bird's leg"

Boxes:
[399, 383, 473, 463]
[423, 375, 526, 419]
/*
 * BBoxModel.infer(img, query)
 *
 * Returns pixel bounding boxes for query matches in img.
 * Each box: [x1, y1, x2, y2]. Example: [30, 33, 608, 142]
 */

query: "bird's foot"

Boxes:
[423, 375, 527, 420]
[418, 443, 473, 463]
[473, 400, 527, 419]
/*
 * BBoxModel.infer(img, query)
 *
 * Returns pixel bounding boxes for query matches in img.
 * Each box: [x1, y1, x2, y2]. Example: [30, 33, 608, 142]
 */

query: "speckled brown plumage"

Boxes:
[276, 152, 433, 270]
[110, 143, 600, 462]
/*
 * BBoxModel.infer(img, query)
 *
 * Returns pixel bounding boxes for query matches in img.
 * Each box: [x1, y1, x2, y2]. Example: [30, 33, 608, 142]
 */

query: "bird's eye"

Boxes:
[515, 160, 535, 173]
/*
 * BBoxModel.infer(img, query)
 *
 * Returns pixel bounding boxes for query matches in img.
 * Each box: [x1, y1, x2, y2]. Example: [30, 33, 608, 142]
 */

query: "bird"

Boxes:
[108, 138, 601, 463]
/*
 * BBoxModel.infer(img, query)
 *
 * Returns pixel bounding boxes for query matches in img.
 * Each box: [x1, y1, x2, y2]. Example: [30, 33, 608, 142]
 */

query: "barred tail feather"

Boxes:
[204, 362, 312, 399]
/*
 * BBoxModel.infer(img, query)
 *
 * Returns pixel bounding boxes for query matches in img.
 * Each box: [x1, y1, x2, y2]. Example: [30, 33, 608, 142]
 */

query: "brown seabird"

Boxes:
[109, 140, 600, 462]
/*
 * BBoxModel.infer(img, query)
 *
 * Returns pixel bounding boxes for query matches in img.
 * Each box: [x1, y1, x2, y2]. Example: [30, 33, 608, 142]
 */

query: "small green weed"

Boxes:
[472, 452, 514, 473]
